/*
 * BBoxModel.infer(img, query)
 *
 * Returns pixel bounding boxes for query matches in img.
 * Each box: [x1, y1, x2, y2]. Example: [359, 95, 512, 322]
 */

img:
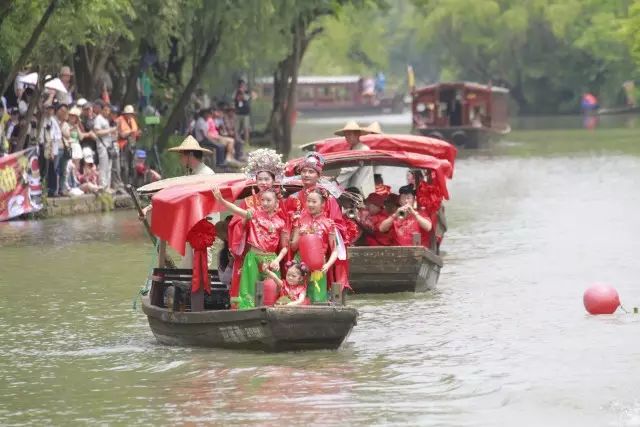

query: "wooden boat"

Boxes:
[139, 179, 358, 352]
[286, 149, 453, 293]
[141, 270, 357, 352]
[411, 81, 510, 148]
[255, 75, 404, 115]
[348, 246, 442, 293]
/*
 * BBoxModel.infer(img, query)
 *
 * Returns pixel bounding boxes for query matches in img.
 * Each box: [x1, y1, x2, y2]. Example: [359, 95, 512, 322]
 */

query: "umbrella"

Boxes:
[17, 72, 68, 94]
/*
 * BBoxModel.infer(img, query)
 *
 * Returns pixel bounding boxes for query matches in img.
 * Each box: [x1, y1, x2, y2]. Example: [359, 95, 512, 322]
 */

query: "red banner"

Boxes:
[0, 147, 42, 221]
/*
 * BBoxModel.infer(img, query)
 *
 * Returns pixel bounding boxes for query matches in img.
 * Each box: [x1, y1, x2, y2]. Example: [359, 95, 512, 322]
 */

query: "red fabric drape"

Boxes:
[186, 219, 216, 294]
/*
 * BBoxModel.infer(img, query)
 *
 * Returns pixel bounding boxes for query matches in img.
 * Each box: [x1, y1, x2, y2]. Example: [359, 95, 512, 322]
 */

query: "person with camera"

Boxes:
[379, 185, 432, 246]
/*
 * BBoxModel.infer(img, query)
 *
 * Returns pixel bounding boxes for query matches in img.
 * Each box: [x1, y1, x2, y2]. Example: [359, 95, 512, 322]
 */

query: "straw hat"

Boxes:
[123, 105, 135, 114]
[334, 120, 370, 136]
[364, 121, 382, 134]
[167, 135, 212, 154]
[68, 106, 81, 117]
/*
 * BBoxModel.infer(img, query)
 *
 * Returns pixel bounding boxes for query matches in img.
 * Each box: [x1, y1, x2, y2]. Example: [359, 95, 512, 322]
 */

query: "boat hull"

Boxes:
[141, 296, 358, 352]
[347, 246, 442, 293]
[416, 126, 501, 149]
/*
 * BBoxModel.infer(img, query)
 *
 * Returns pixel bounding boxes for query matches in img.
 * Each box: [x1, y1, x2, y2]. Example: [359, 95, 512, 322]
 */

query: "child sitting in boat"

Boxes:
[212, 186, 288, 309]
[265, 260, 310, 306]
[290, 188, 338, 303]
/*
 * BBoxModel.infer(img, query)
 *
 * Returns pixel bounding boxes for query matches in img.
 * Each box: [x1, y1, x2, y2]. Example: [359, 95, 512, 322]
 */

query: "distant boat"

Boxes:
[411, 82, 511, 149]
[255, 75, 405, 115]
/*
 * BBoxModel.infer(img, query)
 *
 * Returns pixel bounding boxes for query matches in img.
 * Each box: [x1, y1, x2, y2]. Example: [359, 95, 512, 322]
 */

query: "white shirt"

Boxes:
[93, 114, 113, 147]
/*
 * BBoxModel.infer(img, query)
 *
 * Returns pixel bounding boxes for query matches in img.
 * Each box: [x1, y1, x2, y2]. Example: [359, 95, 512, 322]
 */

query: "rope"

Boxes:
[132, 239, 160, 310]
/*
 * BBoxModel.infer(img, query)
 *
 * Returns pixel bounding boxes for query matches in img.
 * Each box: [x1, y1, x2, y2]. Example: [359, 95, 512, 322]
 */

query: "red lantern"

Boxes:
[298, 234, 325, 271]
[262, 279, 278, 306]
[583, 284, 620, 315]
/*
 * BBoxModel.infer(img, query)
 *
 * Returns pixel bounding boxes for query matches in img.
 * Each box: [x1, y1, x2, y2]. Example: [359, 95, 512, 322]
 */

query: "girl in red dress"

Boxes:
[228, 149, 287, 300]
[214, 186, 288, 309]
[291, 188, 339, 303]
[265, 260, 310, 306]
[286, 152, 349, 289]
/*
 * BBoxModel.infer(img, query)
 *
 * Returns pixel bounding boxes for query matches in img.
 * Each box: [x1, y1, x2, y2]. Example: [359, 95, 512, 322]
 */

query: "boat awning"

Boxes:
[302, 134, 457, 174]
[285, 149, 452, 200]
[150, 178, 303, 255]
[137, 173, 246, 195]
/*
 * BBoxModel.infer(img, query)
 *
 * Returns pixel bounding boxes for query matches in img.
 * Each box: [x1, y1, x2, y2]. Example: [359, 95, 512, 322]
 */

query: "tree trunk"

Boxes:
[1, 0, 59, 98]
[156, 26, 223, 151]
[269, 18, 323, 159]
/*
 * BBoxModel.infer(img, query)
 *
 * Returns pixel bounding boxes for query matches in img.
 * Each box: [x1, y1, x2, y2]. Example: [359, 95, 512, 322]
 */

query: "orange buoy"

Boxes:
[583, 284, 620, 315]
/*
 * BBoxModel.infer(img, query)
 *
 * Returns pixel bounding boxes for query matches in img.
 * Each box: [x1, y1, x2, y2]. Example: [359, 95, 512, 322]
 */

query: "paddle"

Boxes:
[126, 184, 177, 269]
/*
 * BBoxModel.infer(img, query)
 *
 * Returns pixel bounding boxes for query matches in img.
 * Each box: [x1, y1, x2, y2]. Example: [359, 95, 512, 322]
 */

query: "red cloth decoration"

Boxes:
[151, 177, 245, 255]
[416, 180, 442, 215]
[343, 218, 361, 246]
[186, 219, 216, 294]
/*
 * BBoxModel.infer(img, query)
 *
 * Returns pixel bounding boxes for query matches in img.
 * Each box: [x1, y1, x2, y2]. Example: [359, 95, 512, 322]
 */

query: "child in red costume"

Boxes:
[266, 260, 310, 306]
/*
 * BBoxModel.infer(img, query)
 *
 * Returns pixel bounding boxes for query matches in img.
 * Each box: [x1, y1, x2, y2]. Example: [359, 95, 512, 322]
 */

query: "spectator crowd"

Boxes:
[0, 68, 254, 197]
[0, 65, 166, 198]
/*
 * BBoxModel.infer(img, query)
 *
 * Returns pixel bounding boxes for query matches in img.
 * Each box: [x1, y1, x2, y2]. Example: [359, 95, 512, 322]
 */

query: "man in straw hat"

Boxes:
[141, 135, 217, 268]
[333, 120, 381, 197]
[167, 134, 215, 176]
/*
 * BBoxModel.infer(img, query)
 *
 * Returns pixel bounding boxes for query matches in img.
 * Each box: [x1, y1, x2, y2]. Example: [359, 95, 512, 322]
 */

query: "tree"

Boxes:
[267, 0, 375, 158]
[0, 0, 59, 99]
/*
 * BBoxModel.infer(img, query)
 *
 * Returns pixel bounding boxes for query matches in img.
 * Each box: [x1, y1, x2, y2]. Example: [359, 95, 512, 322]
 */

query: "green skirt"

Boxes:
[294, 254, 328, 303]
[237, 249, 279, 310]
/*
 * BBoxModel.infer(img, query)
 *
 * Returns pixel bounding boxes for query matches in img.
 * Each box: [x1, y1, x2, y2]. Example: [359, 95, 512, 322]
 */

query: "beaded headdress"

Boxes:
[244, 149, 285, 180]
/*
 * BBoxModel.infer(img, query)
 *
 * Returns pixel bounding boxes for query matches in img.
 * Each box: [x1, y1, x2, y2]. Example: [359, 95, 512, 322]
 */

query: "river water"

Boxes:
[1, 116, 640, 426]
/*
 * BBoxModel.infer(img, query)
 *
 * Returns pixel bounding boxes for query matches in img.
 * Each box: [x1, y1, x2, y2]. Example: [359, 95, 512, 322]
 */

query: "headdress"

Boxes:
[294, 152, 325, 174]
[243, 148, 285, 180]
[286, 260, 310, 277]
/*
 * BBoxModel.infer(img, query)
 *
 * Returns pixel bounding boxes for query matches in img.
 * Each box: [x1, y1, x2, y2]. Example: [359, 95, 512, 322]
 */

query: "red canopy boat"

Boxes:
[286, 149, 450, 293]
[301, 134, 457, 173]
[141, 176, 357, 352]
[286, 149, 452, 199]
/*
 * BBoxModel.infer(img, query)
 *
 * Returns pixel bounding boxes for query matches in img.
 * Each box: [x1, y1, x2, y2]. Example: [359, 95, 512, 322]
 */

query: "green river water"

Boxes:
[1, 113, 640, 426]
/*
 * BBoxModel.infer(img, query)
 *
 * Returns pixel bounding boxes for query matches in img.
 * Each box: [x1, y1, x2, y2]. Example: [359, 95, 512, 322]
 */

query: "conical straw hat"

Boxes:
[167, 135, 212, 153]
[364, 121, 382, 134]
[334, 120, 369, 136]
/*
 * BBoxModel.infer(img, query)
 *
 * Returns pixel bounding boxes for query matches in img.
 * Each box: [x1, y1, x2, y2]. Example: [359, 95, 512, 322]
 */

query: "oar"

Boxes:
[126, 184, 177, 269]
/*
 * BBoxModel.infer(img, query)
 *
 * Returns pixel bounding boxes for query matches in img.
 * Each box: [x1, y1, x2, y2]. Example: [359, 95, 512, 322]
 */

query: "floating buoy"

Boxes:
[583, 284, 620, 315]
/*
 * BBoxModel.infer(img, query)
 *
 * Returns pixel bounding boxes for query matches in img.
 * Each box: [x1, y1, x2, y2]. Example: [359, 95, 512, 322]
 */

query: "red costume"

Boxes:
[285, 187, 350, 289]
[279, 280, 309, 305]
[228, 194, 288, 298]
[364, 211, 394, 246]
[392, 215, 429, 246]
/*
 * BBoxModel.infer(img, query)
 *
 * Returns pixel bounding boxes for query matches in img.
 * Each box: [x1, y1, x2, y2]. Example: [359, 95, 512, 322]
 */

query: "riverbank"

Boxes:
[36, 193, 134, 219]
